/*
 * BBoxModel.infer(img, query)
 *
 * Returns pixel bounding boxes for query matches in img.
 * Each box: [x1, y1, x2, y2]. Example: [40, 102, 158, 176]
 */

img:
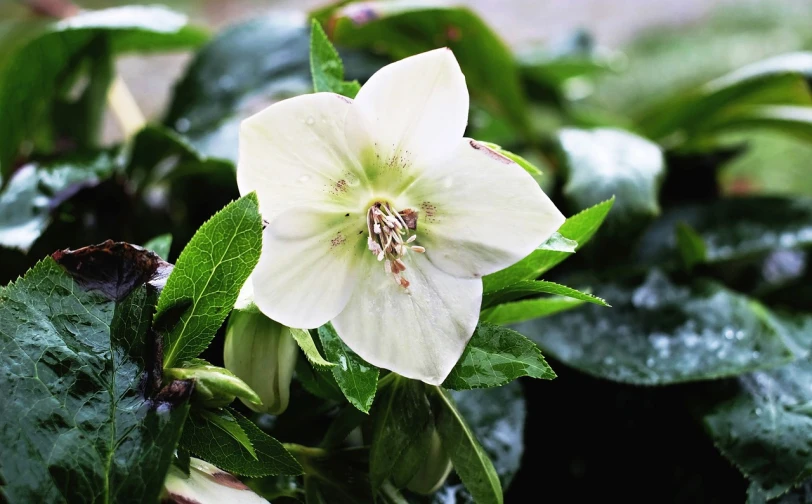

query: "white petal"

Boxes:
[163, 458, 268, 504]
[332, 253, 481, 385]
[238, 92, 367, 222]
[251, 207, 366, 329]
[345, 48, 469, 184]
[403, 139, 565, 278]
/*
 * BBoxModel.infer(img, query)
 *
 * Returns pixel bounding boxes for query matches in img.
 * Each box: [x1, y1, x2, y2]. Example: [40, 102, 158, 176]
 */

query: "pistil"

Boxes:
[366, 202, 425, 288]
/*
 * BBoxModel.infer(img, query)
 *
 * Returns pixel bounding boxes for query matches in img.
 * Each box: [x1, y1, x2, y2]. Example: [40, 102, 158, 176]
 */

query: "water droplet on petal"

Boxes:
[306, 116, 315, 125]
[298, 175, 311, 183]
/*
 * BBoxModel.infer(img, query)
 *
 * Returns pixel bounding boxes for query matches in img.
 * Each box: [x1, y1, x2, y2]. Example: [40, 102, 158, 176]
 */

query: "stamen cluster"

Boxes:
[366, 202, 425, 288]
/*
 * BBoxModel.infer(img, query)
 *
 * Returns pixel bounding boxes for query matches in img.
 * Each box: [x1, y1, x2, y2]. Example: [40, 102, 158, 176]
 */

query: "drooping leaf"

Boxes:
[635, 197, 812, 267]
[480, 296, 586, 326]
[310, 19, 360, 97]
[482, 279, 608, 310]
[0, 5, 207, 180]
[158, 193, 263, 368]
[0, 150, 121, 251]
[704, 360, 812, 499]
[443, 324, 555, 391]
[318, 323, 379, 413]
[327, 0, 532, 138]
[369, 377, 432, 488]
[557, 128, 664, 228]
[180, 408, 302, 477]
[483, 197, 614, 293]
[289, 327, 335, 368]
[431, 387, 502, 504]
[143, 233, 173, 260]
[515, 270, 796, 385]
[0, 241, 192, 503]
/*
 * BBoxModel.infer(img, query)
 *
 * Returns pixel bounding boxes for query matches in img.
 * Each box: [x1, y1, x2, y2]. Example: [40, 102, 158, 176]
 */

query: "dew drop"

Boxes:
[175, 118, 191, 133]
[755, 407, 763, 416]
[298, 175, 311, 183]
[306, 116, 315, 125]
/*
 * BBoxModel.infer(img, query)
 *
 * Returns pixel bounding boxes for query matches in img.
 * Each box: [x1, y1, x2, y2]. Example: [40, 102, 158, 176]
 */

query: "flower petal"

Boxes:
[251, 207, 366, 329]
[332, 253, 481, 385]
[404, 139, 565, 279]
[238, 92, 366, 222]
[345, 48, 469, 184]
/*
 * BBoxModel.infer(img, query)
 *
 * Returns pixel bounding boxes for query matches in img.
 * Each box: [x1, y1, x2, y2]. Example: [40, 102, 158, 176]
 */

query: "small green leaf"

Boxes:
[481, 297, 586, 326]
[143, 233, 173, 260]
[482, 279, 609, 310]
[199, 409, 257, 460]
[164, 361, 261, 408]
[0, 243, 192, 503]
[180, 408, 302, 477]
[558, 128, 664, 228]
[431, 387, 503, 504]
[483, 197, 614, 293]
[443, 324, 555, 390]
[158, 193, 263, 369]
[295, 355, 345, 402]
[369, 377, 431, 488]
[675, 222, 707, 270]
[704, 359, 812, 499]
[516, 270, 796, 385]
[537, 232, 578, 253]
[318, 323, 379, 413]
[289, 327, 335, 368]
[310, 19, 361, 98]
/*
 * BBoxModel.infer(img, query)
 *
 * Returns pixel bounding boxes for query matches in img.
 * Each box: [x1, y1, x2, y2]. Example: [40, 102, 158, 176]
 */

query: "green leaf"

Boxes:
[158, 193, 263, 369]
[0, 242, 192, 503]
[295, 447, 374, 504]
[537, 232, 578, 253]
[704, 359, 812, 499]
[199, 409, 257, 459]
[431, 387, 502, 504]
[369, 377, 432, 488]
[295, 354, 345, 402]
[329, 1, 531, 138]
[639, 52, 812, 142]
[0, 150, 120, 252]
[290, 327, 335, 368]
[180, 408, 302, 477]
[317, 323, 379, 413]
[515, 270, 796, 385]
[635, 197, 812, 267]
[674, 222, 707, 270]
[443, 324, 555, 390]
[480, 296, 586, 326]
[164, 360, 261, 408]
[706, 105, 812, 143]
[310, 19, 360, 98]
[482, 279, 609, 310]
[557, 128, 664, 228]
[0, 5, 206, 180]
[143, 233, 173, 260]
[483, 197, 614, 293]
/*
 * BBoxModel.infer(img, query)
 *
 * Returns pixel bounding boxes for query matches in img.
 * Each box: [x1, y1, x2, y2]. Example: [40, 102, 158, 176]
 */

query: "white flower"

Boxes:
[162, 457, 268, 503]
[238, 48, 564, 385]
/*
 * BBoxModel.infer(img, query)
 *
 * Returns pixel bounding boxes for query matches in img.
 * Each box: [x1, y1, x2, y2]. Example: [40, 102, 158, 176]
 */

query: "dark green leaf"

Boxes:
[483, 197, 614, 293]
[370, 377, 432, 488]
[0, 242, 192, 503]
[317, 323, 379, 413]
[443, 324, 555, 390]
[747, 479, 812, 504]
[516, 270, 796, 385]
[557, 128, 664, 228]
[310, 19, 360, 98]
[200, 409, 257, 459]
[0, 150, 120, 252]
[143, 233, 172, 260]
[295, 354, 345, 402]
[296, 447, 373, 504]
[704, 359, 812, 499]
[329, 2, 531, 138]
[635, 197, 812, 267]
[482, 279, 608, 309]
[180, 408, 301, 477]
[0, 5, 206, 180]
[432, 387, 502, 504]
[158, 193, 262, 368]
[480, 296, 586, 326]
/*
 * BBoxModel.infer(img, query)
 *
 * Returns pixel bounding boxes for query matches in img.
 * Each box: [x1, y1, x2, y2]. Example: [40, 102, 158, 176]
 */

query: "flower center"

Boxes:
[366, 202, 425, 288]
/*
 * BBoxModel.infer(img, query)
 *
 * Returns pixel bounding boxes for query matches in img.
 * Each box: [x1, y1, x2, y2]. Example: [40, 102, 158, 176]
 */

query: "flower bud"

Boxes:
[162, 457, 268, 503]
[224, 284, 298, 415]
[164, 361, 261, 409]
[406, 427, 453, 495]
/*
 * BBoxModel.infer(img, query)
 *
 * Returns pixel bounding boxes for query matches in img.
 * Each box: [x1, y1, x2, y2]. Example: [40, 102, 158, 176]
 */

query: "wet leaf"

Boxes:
[310, 19, 360, 98]
[318, 323, 379, 413]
